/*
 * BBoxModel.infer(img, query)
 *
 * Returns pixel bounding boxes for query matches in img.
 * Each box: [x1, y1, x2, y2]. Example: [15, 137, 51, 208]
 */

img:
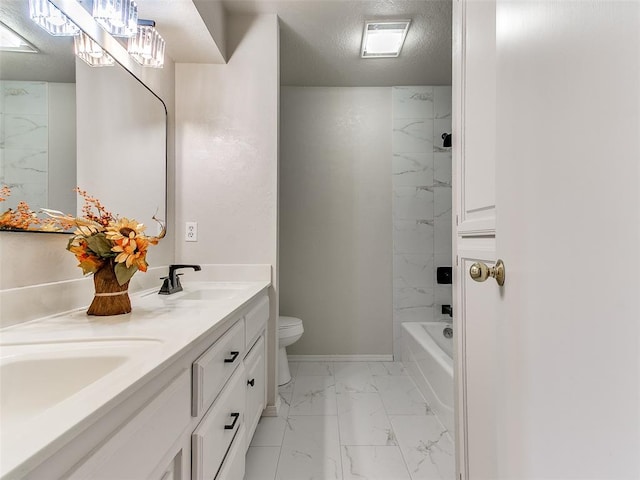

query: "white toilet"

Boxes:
[278, 315, 304, 386]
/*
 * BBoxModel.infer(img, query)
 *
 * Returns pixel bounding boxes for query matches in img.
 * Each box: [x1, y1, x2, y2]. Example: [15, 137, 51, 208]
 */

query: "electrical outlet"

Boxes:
[185, 222, 197, 242]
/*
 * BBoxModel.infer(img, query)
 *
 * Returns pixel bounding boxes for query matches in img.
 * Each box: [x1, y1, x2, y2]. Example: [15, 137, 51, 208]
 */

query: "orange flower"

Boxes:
[111, 235, 150, 271]
[68, 237, 104, 274]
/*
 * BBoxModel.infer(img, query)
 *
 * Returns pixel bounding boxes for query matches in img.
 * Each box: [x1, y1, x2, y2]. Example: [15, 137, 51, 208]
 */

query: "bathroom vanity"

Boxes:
[0, 281, 270, 480]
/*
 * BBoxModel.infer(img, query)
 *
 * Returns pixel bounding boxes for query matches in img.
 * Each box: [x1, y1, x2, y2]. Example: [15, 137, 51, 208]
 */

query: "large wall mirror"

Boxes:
[0, 0, 167, 234]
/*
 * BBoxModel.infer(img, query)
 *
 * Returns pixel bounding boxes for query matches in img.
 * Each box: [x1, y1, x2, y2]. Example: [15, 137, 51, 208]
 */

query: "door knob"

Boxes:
[469, 259, 505, 286]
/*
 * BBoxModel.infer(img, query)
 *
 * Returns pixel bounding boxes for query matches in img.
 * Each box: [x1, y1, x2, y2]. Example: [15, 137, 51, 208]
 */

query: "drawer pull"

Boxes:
[247, 378, 255, 387]
[224, 351, 240, 363]
[224, 412, 240, 430]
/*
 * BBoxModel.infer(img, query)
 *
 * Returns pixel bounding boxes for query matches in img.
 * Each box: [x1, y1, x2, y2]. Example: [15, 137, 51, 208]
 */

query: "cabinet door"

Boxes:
[244, 335, 266, 445]
[67, 371, 191, 480]
[152, 437, 190, 480]
[455, 0, 496, 235]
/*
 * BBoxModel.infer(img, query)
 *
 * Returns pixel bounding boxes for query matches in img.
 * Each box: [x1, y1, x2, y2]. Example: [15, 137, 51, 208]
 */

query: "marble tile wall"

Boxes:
[392, 86, 452, 357]
[0, 81, 49, 210]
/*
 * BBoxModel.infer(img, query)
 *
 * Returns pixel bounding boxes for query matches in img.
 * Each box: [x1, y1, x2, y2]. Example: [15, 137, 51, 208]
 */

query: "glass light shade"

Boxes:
[128, 21, 165, 68]
[74, 31, 115, 67]
[93, 0, 138, 37]
[361, 21, 411, 58]
[29, 0, 79, 36]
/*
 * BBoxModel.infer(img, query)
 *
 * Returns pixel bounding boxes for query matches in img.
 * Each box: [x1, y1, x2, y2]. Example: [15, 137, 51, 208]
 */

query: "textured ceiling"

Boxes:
[223, 0, 452, 87]
[0, 0, 76, 83]
[0, 0, 223, 84]
[0, 1, 452, 86]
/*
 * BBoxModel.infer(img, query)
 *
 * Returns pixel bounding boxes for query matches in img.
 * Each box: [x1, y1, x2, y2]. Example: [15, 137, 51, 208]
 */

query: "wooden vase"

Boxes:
[87, 261, 131, 316]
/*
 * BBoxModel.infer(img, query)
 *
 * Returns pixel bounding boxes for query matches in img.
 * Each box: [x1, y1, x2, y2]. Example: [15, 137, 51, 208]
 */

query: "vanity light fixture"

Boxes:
[93, 0, 138, 37]
[127, 20, 165, 68]
[361, 20, 411, 58]
[0, 22, 38, 53]
[74, 31, 115, 67]
[29, 0, 79, 36]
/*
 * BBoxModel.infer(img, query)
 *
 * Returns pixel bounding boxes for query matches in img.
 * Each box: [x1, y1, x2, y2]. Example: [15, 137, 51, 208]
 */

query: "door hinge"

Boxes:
[456, 255, 459, 266]
[456, 215, 459, 226]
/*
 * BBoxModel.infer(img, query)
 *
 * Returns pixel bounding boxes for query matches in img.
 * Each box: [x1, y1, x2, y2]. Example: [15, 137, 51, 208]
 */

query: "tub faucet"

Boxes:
[159, 264, 201, 295]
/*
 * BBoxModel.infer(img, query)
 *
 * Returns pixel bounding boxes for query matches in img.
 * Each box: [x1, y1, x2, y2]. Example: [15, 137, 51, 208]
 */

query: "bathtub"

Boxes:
[402, 322, 454, 433]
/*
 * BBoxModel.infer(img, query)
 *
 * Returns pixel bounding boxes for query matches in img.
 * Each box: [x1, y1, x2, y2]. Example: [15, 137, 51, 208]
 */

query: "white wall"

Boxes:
[48, 82, 76, 214]
[175, 14, 279, 404]
[280, 87, 393, 356]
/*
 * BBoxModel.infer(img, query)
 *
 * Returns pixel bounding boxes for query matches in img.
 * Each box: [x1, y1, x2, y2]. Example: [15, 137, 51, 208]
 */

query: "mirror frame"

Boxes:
[1, 0, 168, 235]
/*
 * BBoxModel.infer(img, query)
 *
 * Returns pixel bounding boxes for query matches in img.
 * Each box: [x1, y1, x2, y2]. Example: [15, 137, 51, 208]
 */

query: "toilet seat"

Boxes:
[279, 316, 303, 336]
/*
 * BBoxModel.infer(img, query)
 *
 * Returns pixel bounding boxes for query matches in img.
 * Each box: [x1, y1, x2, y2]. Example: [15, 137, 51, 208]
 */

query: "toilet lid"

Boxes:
[279, 316, 302, 329]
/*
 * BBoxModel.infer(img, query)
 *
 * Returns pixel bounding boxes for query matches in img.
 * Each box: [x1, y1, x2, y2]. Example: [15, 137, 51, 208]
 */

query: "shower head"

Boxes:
[441, 133, 452, 148]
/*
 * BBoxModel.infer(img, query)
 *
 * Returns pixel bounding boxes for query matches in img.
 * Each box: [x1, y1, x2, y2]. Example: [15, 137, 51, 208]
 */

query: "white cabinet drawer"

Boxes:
[216, 425, 246, 480]
[192, 319, 245, 417]
[68, 371, 191, 480]
[192, 364, 246, 480]
[244, 335, 266, 444]
[244, 296, 269, 348]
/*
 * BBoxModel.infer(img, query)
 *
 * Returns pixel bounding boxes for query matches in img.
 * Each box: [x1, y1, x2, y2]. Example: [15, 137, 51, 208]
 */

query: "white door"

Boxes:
[454, 1, 640, 478]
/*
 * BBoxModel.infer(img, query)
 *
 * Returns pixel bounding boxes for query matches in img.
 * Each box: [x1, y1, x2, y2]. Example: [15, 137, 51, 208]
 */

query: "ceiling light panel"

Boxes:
[0, 22, 38, 53]
[361, 20, 411, 58]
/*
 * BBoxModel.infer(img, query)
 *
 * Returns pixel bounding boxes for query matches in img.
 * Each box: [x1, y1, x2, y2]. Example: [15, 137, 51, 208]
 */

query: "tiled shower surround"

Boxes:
[392, 86, 452, 357]
[0, 81, 48, 210]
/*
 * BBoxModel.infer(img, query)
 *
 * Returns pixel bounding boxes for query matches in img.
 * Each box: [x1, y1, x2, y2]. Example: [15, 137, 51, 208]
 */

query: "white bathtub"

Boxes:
[402, 322, 454, 433]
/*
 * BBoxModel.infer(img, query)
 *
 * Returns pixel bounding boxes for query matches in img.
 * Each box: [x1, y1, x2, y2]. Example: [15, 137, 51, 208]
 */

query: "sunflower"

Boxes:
[111, 236, 151, 271]
[105, 218, 146, 242]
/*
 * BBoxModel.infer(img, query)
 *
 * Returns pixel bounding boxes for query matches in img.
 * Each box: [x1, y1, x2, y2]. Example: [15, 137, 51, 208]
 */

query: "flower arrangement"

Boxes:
[0, 185, 69, 231]
[2, 186, 165, 315]
[50, 188, 166, 286]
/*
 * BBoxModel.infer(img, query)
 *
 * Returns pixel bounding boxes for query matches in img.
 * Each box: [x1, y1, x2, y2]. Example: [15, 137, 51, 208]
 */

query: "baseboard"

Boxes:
[262, 395, 281, 417]
[287, 354, 394, 362]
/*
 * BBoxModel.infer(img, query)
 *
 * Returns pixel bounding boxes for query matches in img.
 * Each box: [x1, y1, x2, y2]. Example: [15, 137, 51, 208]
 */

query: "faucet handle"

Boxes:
[158, 277, 172, 295]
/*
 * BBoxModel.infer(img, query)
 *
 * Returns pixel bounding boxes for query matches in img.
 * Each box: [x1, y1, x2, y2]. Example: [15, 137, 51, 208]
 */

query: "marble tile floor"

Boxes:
[245, 361, 454, 480]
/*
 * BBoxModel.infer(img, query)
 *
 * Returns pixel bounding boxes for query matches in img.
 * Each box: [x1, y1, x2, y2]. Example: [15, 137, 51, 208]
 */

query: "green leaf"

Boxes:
[86, 233, 113, 257]
[114, 262, 138, 286]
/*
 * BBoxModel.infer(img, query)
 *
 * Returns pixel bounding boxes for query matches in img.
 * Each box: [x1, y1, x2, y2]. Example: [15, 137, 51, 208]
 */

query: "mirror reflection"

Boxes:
[0, 0, 166, 234]
[0, 0, 77, 221]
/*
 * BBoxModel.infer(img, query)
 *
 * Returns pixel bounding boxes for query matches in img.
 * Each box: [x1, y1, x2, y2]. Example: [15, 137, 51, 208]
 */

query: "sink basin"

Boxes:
[180, 289, 242, 301]
[0, 339, 162, 432]
[165, 284, 248, 301]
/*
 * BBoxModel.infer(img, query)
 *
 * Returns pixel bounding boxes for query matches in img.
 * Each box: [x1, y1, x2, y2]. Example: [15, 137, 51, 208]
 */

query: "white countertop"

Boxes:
[0, 280, 270, 479]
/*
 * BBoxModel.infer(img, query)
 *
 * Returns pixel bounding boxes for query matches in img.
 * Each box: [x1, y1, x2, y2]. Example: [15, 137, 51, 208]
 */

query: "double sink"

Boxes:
[0, 283, 249, 439]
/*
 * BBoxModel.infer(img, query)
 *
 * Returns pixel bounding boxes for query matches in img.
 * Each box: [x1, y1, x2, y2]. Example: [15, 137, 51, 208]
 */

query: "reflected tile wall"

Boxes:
[392, 86, 452, 358]
[0, 81, 48, 210]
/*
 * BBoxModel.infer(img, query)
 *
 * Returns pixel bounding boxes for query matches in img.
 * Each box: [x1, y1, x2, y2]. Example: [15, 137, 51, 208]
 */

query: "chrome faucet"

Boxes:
[159, 264, 201, 295]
